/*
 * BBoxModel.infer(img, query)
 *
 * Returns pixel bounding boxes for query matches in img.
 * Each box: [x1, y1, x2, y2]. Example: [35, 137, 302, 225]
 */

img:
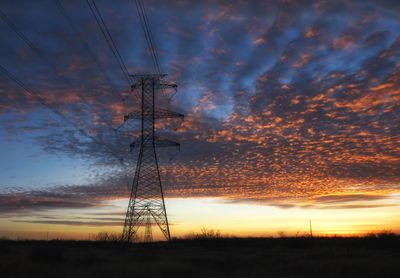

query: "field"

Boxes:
[1, 236, 399, 278]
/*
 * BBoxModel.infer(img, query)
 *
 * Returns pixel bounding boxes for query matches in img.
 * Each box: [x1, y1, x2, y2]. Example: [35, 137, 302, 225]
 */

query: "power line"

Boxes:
[0, 64, 126, 165]
[141, 0, 162, 74]
[0, 7, 118, 132]
[134, 0, 161, 75]
[87, 0, 142, 103]
[134, 0, 178, 103]
[87, 0, 132, 85]
[1, 4, 137, 191]
[0, 8, 70, 86]
[55, 0, 134, 131]
[54, 0, 120, 97]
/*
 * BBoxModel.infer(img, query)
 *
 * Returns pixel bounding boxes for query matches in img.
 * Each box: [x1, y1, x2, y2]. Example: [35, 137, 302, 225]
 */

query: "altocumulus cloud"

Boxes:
[0, 0, 399, 213]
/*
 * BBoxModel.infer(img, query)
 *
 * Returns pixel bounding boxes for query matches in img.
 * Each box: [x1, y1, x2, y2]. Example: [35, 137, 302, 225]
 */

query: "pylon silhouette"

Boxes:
[121, 74, 183, 242]
[143, 203, 153, 243]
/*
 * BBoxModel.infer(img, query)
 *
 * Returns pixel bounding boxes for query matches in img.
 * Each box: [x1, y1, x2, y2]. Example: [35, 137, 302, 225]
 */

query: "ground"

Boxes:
[1, 236, 399, 278]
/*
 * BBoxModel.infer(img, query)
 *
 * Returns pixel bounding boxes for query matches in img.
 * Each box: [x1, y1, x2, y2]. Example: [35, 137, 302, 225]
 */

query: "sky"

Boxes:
[0, 0, 399, 240]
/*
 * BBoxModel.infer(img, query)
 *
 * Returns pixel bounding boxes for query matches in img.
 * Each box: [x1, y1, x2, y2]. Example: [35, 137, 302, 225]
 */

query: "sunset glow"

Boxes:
[1, 0, 399, 240]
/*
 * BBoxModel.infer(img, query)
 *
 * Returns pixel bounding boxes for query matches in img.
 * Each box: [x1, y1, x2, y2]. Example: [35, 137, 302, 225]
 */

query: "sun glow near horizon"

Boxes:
[0, 0, 399, 243]
[1, 194, 399, 240]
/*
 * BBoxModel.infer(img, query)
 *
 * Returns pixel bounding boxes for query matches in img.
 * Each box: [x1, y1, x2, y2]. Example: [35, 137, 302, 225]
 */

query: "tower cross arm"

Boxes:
[154, 108, 184, 119]
[159, 81, 177, 89]
[124, 109, 141, 121]
[129, 136, 180, 151]
[154, 137, 180, 149]
[124, 108, 184, 122]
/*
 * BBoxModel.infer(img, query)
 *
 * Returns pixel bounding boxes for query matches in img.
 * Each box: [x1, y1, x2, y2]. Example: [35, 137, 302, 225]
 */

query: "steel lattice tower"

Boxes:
[121, 74, 183, 242]
[143, 204, 153, 243]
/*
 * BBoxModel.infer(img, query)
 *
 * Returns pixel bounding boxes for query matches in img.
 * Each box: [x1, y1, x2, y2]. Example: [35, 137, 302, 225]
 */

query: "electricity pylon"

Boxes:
[121, 74, 183, 242]
[143, 203, 153, 243]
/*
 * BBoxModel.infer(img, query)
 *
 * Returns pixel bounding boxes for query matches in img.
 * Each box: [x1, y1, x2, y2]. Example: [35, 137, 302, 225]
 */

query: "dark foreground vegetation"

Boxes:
[1, 235, 399, 278]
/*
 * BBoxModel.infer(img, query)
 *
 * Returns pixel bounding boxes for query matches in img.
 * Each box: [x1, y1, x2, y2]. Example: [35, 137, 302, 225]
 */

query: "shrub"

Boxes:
[195, 228, 221, 239]
[94, 231, 121, 242]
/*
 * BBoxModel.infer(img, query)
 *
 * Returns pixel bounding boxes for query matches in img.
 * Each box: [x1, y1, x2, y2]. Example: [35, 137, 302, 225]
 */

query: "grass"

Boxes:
[0, 235, 399, 278]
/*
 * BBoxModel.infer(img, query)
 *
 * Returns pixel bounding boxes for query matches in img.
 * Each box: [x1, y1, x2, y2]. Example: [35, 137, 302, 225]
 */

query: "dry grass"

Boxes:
[0, 235, 399, 278]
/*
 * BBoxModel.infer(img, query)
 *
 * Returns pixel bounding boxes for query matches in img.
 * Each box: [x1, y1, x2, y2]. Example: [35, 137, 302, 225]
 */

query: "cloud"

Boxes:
[0, 195, 93, 213]
[0, 0, 399, 214]
[12, 219, 123, 227]
[0, 176, 129, 213]
[312, 194, 388, 203]
[313, 204, 396, 210]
